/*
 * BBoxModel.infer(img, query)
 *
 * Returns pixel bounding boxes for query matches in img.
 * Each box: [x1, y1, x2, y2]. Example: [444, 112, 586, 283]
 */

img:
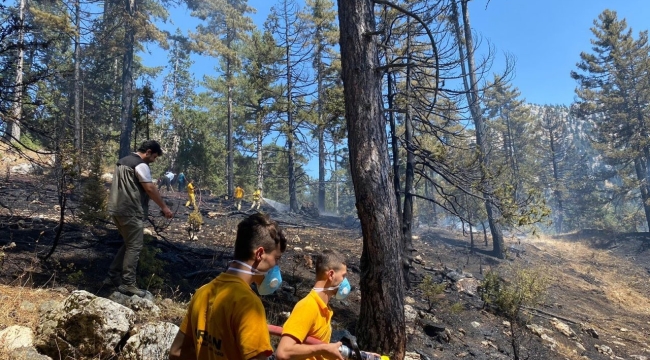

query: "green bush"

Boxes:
[480, 266, 548, 319]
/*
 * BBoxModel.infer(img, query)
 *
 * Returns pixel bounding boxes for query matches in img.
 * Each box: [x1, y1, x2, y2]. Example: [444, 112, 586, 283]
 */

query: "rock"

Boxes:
[293, 247, 303, 252]
[404, 305, 418, 322]
[19, 301, 36, 312]
[109, 291, 159, 317]
[575, 342, 586, 353]
[35, 290, 135, 359]
[404, 351, 421, 360]
[456, 278, 480, 297]
[541, 334, 557, 347]
[122, 322, 179, 360]
[9, 346, 52, 360]
[550, 318, 576, 338]
[619, 327, 629, 332]
[11, 163, 43, 175]
[414, 255, 423, 264]
[405, 296, 415, 305]
[38, 300, 61, 315]
[421, 320, 446, 338]
[304, 246, 314, 252]
[595, 344, 613, 356]
[470, 321, 481, 328]
[279, 311, 291, 323]
[527, 324, 550, 337]
[143, 228, 153, 236]
[630, 356, 648, 360]
[0, 325, 34, 351]
[101, 173, 113, 182]
[581, 324, 599, 338]
[445, 271, 464, 282]
[502, 321, 511, 328]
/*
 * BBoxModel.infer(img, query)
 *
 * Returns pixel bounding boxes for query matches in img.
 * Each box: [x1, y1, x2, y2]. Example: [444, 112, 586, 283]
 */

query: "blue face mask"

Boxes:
[228, 261, 282, 295]
[314, 277, 351, 300]
[335, 278, 351, 300]
[257, 265, 282, 295]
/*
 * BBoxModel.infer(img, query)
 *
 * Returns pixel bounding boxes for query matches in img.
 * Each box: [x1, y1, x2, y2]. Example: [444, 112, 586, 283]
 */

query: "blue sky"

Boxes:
[143, 0, 650, 106]
[141, 0, 650, 177]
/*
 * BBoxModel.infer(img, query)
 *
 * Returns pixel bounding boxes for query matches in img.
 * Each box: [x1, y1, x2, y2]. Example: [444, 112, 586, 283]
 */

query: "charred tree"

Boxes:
[337, 0, 405, 357]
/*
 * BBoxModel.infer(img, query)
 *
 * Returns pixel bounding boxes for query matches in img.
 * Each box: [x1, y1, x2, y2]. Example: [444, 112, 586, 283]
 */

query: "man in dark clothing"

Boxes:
[105, 140, 174, 297]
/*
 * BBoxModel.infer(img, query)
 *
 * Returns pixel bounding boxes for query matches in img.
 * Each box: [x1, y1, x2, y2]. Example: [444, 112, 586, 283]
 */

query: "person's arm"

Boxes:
[142, 182, 173, 218]
[276, 336, 343, 360]
[168, 331, 196, 360]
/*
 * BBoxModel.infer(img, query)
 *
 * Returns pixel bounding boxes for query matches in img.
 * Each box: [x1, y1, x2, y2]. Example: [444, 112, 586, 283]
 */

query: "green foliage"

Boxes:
[418, 275, 446, 311]
[137, 235, 167, 290]
[449, 302, 464, 314]
[67, 270, 85, 284]
[78, 149, 107, 224]
[187, 210, 203, 241]
[480, 266, 549, 319]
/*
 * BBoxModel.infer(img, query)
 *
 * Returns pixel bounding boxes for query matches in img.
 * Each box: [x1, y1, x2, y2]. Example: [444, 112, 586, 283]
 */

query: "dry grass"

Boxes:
[0, 284, 67, 331]
[527, 235, 650, 347]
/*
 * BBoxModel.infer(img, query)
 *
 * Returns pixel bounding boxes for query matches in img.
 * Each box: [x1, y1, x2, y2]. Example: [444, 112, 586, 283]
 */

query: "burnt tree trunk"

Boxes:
[118, 0, 136, 158]
[337, 0, 406, 357]
[455, 0, 505, 258]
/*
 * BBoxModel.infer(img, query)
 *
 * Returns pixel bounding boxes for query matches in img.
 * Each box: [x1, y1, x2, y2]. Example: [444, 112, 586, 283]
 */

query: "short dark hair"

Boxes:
[137, 140, 163, 156]
[234, 213, 287, 261]
[315, 249, 346, 277]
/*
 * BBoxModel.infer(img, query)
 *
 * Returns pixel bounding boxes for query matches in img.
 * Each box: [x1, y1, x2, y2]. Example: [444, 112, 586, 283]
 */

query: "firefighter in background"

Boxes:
[185, 179, 196, 209]
[251, 187, 262, 210]
[234, 185, 245, 210]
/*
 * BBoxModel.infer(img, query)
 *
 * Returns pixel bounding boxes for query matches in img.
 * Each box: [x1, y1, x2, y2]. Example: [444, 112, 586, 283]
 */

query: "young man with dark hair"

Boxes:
[275, 250, 350, 360]
[169, 213, 288, 360]
[105, 140, 174, 297]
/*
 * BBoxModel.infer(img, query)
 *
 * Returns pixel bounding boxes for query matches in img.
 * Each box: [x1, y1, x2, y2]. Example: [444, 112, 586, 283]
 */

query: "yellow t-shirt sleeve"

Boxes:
[236, 297, 273, 359]
[282, 300, 317, 343]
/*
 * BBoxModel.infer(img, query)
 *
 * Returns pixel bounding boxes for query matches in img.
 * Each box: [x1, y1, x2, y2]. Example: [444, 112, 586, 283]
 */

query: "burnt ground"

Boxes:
[1, 173, 650, 359]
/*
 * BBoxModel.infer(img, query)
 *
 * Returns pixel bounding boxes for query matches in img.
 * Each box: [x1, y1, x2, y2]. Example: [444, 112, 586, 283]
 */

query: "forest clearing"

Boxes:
[0, 170, 649, 359]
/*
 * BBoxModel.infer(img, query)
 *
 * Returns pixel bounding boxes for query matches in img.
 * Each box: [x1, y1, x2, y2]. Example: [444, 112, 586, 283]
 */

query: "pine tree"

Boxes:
[572, 9, 650, 231]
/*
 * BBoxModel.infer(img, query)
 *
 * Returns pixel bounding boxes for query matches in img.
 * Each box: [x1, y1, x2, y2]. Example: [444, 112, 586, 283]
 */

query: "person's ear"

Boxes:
[254, 247, 265, 262]
[328, 269, 335, 281]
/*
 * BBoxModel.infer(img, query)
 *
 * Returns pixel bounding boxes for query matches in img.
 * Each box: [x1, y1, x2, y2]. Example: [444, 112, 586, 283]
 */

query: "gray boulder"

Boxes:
[122, 322, 179, 360]
[35, 290, 135, 359]
[109, 291, 160, 317]
[10, 163, 43, 175]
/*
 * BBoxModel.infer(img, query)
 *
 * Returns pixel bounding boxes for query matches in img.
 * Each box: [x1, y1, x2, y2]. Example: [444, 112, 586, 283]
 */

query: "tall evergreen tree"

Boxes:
[572, 9, 650, 231]
[188, 0, 254, 198]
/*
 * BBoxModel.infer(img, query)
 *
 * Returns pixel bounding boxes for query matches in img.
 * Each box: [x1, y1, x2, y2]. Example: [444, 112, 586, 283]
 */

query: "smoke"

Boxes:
[262, 197, 290, 212]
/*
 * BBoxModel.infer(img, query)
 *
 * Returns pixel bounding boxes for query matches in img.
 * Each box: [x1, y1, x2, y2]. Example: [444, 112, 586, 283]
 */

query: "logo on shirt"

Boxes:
[196, 329, 222, 353]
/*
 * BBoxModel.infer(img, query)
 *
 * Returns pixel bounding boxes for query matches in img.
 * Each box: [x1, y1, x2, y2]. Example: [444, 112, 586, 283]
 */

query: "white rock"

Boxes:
[404, 351, 421, 360]
[541, 334, 557, 347]
[122, 322, 179, 360]
[404, 305, 418, 322]
[293, 247, 303, 252]
[0, 325, 34, 351]
[595, 344, 613, 356]
[143, 228, 153, 236]
[11, 163, 43, 175]
[304, 246, 314, 252]
[470, 321, 481, 328]
[101, 173, 113, 182]
[405, 296, 416, 305]
[527, 323, 550, 337]
[551, 318, 576, 338]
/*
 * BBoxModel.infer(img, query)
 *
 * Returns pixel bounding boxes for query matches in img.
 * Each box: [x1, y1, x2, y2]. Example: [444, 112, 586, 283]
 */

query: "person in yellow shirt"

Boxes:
[234, 186, 245, 211]
[250, 188, 262, 210]
[275, 250, 350, 360]
[185, 179, 196, 209]
[168, 213, 288, 360]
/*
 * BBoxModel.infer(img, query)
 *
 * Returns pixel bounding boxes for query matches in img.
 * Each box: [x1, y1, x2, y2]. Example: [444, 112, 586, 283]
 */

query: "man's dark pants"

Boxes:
[108, 215, 144, 286]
